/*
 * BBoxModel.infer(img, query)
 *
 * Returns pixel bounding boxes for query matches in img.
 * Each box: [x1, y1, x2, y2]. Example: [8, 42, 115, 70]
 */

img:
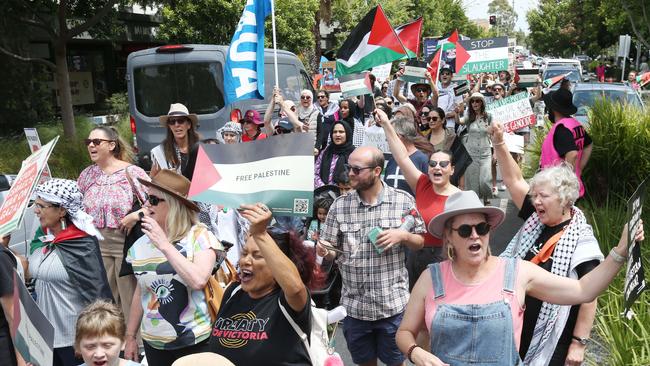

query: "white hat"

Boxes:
[159, 103, 198, 128]
[428, 191, 505, 238]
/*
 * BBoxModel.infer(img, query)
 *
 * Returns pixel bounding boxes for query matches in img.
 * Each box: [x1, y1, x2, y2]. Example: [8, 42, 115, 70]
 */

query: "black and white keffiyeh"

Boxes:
[500, 206, 588, 364]
[34, 178, 103, 239]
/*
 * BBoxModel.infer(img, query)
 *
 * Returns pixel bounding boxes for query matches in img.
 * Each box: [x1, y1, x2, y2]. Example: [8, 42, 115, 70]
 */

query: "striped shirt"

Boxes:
[320, 182, 425, 321]
[30, 249, 84, 348]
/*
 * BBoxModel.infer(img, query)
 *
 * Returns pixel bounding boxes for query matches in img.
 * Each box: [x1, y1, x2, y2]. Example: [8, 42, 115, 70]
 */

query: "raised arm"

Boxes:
[240, 203, 308, 312]
[264, 88, 280, 136]
[426, 70, 439, 107]
[375, 108, 424, 193]
[393, 69, 408, 104]
[488, 121, 530, 209]
[523, 222, 644, 305]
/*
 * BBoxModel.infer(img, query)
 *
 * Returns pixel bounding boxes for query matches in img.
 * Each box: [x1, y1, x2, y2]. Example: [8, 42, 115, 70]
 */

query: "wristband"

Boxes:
[493, 141, 506, 147]
[407, 344, 420, 363]
[609, 248, 627, 263]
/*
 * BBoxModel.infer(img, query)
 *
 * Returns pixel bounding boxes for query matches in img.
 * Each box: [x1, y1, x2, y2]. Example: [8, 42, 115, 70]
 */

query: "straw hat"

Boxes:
[428, 191, 505, 238]
[137, 169, 199, 212]
[159, 103, 198, 128]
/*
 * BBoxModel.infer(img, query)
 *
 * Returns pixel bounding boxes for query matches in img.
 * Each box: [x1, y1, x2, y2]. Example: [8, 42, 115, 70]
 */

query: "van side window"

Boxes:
[300, 71, 313, 95]
[133, 62, 225, 117]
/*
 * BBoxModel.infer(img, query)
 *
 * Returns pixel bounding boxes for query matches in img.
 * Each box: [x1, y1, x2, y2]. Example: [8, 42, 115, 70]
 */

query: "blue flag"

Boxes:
[224, 0, 272, 105]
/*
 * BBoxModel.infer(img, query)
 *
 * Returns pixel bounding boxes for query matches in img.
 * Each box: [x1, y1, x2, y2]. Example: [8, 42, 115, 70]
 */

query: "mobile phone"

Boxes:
[368, 227, 384, 254]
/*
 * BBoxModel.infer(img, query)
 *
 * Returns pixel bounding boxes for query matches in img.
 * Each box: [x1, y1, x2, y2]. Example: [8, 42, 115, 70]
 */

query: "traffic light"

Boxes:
[489, 15, 497, 25]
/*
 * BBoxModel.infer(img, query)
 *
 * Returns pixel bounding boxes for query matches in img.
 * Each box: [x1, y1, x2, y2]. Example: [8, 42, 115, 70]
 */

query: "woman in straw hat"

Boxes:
[395, 190, 643, 366]
[123, 170, 223, 366]
[152, 103, 201, 176]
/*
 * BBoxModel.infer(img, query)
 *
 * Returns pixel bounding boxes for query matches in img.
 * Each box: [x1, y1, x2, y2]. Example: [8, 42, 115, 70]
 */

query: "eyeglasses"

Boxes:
[428, 160, 451, 168]
[300, 95, 311, 100]
[344, 164, 375, 175]
[415, 88, 428, 93]
[317, 95, 327, 99]
[451, 222, 491, 238]
[84, 138, 114, 146]
[146, 194, 166, 206]
[167, 118, 189, 126]
[34, 202, 60, 210]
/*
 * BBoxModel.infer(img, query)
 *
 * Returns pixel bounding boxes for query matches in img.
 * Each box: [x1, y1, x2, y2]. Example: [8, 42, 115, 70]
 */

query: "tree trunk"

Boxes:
[54, 41, 76, 138]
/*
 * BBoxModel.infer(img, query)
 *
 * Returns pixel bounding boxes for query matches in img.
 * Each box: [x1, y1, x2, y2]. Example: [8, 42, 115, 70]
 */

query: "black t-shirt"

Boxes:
[517, 199, 599, 363]
[209, 284, 311, 365]
[0, 247, 17, 366]
[552, 124, 592, 158]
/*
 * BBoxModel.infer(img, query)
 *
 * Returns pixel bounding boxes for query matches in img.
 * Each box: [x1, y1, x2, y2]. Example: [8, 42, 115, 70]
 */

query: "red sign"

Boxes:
[503, 115, 537, 133]
[0, 162, 38, 227]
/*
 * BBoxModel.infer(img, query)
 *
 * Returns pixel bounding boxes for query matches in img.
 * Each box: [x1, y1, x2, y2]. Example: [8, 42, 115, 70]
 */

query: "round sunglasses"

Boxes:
[452, 222, 491, 238]
[428, 160, 451, 168]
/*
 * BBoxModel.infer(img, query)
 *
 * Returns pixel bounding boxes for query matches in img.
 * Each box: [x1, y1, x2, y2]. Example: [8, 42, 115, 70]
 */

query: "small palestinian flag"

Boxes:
[339, 72, 373, 98]
[395, 17, 423, 59]
[336, 5, 406, 76]
[543, 72, 571, 88]
[636, 72, 650, 87]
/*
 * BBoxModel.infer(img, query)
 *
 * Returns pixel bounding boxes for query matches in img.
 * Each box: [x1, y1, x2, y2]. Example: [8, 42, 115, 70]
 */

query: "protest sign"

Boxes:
[454, 81, 469, 96]
[12, 270, 55, 366]
[371, 63, 392, 82]
[517, 68, 540, 88]
[24, 128, 52, 183]
[423, 37, 439, 60]
[362, 126, 391, 155]
[321, 61, 340, 91]
[188, 133, 314, 216]
[457, 37, 509, 75]
[0, 137, 58, 238]
[623, 178, 647, 319]
[399, 60, 429, 84]
[339, 72, 373, 98]
[486, 93, 536, 133]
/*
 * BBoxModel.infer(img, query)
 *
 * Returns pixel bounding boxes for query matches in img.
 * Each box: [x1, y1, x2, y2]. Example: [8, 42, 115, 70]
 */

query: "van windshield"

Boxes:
[133, 62, 225, 117]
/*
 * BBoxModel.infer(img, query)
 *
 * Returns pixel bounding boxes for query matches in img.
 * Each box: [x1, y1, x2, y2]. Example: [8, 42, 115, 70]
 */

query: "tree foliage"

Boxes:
[487, 0, 517, 37]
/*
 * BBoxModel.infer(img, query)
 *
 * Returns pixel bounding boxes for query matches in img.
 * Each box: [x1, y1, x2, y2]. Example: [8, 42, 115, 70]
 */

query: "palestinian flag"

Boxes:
[336, 5, 406, 76]
[188, 134, 315, 216]
[543, 72, 571, 88]
[427, 30, 470, 76]
[395, 17, 423, 59]
[636, 72, 650, 87]
[339, 72, 373, 98]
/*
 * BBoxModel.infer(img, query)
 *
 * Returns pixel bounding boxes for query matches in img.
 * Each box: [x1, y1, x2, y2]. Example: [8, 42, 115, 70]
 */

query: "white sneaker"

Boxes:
[492, 186, 498, 195]
[499, 184, 506, 191]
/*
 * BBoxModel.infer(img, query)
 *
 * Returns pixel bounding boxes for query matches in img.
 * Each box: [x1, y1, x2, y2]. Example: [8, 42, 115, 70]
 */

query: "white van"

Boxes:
[126, 44, 313, 169]
[543, 58, 583, 75]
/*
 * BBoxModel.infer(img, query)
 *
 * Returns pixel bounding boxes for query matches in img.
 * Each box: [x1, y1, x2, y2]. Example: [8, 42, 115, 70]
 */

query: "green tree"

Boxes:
[527, 0, 576, 56]
[620, 0, 650, 50]
[487, 0, 517, 37]
[0, 0, 121, 138]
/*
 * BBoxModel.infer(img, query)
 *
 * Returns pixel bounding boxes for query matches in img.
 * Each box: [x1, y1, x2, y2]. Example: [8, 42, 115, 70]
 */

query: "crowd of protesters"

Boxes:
[0, 60, 643, 366]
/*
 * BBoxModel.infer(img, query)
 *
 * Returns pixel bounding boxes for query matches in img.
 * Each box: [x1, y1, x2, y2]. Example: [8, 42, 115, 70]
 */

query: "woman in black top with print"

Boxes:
[209, 203, 323, 365]
[490, 122, 603, 366]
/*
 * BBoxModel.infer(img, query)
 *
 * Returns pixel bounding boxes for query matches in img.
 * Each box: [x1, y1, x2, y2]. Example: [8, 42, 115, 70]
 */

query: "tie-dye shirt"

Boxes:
[126, 224, 222, 350]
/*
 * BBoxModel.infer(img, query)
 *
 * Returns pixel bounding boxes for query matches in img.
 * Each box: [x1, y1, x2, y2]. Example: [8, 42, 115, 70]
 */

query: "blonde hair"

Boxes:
[158, 190, 197, 243]
[91, 126, 134, 163]
[74, 300, 125, 350]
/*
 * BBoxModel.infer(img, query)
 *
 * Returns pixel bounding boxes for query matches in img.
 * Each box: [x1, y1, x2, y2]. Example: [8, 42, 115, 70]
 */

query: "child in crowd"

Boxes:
[75, 301, 142, 366]
[307, 197, 334, 242]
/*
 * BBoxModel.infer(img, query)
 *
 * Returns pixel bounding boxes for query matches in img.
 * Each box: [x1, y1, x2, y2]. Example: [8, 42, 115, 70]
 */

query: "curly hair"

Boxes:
[529, 163, 579, 208]
[269, 229, 325, 290]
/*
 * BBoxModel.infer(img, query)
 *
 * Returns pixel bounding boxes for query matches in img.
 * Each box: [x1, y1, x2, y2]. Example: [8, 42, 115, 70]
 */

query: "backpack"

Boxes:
[278, 298, 330, 366]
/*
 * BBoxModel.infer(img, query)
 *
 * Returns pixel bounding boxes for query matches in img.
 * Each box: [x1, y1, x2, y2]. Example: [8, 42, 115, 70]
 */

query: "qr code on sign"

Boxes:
[293, 199, 309, 214]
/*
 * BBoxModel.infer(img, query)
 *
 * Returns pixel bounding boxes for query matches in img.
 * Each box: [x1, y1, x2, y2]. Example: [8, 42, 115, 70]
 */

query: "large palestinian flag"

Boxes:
[188, 133, 315, 216]
[336, 5, 406, 76]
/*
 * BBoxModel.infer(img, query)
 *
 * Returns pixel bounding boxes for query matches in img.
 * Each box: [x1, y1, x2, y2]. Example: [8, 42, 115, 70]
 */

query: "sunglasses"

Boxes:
[415, 88, 429, 93]
[167, 118, 189, 125]
[344, 164, 375, 175]
[317, 95, 327, 99]
[429, 116, 440, 121]
[300, 95, 311, 100]
[493, 88, 503, 92]
[421, 116, 432, 122]
[147, 194, 166, 206]
[428, 160, 451, 168]
[452, 222, 491, 238]
[84, 138, 114, 146]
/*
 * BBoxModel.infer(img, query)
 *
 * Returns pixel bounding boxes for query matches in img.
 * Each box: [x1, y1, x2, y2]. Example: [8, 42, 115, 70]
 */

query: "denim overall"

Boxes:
[428, 258, 523, 365]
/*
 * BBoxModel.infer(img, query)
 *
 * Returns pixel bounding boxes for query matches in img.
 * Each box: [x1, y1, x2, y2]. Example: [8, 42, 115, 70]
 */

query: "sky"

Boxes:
[463, 0, 539, 32]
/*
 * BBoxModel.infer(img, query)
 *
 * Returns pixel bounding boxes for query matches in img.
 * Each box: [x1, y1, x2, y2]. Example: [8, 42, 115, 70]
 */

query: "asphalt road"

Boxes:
[332, 188, 525, 365]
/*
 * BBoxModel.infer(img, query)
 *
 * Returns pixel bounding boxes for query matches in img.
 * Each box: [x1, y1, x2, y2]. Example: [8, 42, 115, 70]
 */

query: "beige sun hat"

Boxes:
[159, 103, 198, 128]
[428, 191, 505, 238]
[171, 352, 235, 366]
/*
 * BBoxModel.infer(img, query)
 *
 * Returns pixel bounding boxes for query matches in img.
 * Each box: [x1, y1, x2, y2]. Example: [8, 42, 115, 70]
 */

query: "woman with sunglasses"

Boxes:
[314, 120, 355, 188]
[490, 122, 603, 366]
[151, 103, 201, 176]
[28, 179, 112, 366]
[208, 203, 323, 365]
[375, 108, 460, 289]
[455, 92, 493, 204]
[78, 125, 149, 329]
[396, 190, 643, 366]
[123, 170, 223, 366]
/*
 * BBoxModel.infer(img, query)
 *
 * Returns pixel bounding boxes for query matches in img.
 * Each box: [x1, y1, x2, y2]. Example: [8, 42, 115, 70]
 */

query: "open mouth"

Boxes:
[240, 269, 253, 283]
[92, 361, 108, 366]
[468, 243, 482, 252]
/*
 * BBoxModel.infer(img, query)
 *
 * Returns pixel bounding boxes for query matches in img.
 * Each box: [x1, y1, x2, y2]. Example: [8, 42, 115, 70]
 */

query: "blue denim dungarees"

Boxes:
[428, 258, 523, 365]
